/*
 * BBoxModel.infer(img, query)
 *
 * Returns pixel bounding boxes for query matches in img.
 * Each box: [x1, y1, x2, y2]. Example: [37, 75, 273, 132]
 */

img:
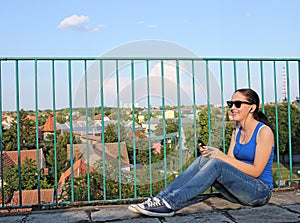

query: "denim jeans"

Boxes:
[156, 156, 272, 211]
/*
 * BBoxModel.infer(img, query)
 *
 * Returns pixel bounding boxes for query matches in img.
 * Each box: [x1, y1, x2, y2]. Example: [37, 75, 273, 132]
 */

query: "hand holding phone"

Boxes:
[197, 138, 206, 147]
[196, 138, 206, 157]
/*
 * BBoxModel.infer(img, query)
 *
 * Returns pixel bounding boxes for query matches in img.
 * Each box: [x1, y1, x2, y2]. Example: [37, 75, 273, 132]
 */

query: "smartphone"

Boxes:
[197, 138, 206, 147]
[196, 138, 206, 157]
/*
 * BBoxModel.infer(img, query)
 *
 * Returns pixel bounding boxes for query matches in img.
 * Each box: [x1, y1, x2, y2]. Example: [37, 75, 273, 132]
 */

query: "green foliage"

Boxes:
[154, 119, 179, 136]
[4, 158, 51, 200]
[197, 106, 229, 148]
[45, 132, 73, 184]
[104, 123, 119, 143]
[2, 110, 37, 151]
[183, 107, 234, 156]
[61, 160, 175, 202]
[265, 103, 300, 159]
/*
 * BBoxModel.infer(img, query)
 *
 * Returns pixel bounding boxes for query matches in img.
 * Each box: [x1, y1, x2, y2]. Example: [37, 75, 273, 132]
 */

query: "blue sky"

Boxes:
[1, 0, 300, 57]
[0, 1, 299, 111]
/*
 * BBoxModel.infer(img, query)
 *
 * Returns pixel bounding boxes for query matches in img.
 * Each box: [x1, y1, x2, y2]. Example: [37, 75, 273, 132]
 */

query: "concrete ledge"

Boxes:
[1, 189, 300, 223]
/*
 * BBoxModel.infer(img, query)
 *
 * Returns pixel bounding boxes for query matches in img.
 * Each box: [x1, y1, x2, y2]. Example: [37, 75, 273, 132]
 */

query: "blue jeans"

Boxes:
[156, 156, 272, 210]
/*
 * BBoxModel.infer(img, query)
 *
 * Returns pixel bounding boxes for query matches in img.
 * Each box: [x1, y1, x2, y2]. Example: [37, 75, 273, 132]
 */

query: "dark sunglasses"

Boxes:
[226, 100, 253, 108]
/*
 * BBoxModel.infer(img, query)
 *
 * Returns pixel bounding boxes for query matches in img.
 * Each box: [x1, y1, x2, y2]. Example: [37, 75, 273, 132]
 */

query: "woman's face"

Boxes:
[230, 92, 253, 122]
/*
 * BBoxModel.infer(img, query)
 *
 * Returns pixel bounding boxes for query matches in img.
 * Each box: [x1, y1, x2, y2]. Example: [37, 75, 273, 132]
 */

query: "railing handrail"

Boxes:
[2, 57, 300, 61]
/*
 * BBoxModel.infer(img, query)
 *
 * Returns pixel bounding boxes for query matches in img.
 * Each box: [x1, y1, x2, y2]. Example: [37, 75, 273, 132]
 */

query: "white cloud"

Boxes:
[57, 14, 104, 32]
[57, 14, 89, 29]
[92, 23, 105, 32]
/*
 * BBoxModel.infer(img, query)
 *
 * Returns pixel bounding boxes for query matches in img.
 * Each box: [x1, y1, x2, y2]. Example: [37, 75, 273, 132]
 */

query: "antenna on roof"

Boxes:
[282, 66, 287, 102]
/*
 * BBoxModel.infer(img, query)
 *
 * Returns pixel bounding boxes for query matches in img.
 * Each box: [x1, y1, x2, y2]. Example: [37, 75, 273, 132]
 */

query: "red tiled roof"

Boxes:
[2, 152, 15, 166]
[80, 134, 100, 141]
[127, 130, 148, 139]
[67, 142, 130, 166]
[58, 159, 95, 186]
[43, 114, 54, 132]
[10, 189, 54, 207]
[94, 114, 101, 120]
[77, 115, 86, 121]
[4, 149, 43, 166]
[26, 115, 36, 121]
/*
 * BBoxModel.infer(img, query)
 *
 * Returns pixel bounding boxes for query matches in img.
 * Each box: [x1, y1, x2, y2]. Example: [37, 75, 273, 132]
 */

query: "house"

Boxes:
[2, 113, 14, 129]
[57, 159, 95, 198]
[42, 114, 55, 140]
[150, 132, 179, 154]
[77, 133, 100, 145]
[66, 142, 130, 169]
[141, 118, 160, 133]
[2, 149, 46, 169]
[7, 189, 54, 212]
[139, 109, 175, 120]
[94, 114, 101, 120]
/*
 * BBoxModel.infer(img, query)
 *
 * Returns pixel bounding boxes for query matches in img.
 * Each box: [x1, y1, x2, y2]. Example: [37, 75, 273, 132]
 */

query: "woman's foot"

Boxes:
[135, 197, 174, 217]
[128, 204, 140, 214]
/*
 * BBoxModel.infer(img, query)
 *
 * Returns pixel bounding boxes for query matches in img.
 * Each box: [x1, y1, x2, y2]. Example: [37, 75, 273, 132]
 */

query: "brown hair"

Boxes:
[234, 88, 271, 128]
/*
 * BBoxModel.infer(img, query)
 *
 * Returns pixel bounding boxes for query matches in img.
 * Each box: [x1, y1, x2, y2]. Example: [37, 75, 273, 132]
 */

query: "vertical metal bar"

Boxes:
[84, 60, 91, 201]
[206, 61, 211, 145]
[191, 61, 197, 157]
[220, 61, 225, 152]
[0, 60, 4, 207]
[160, 61, 167, 187]
[67, 60, 75, 202]
[285, 61, 293, 182]
[232, 60, 239, 128]
[51, 60, 58, 204]
[99, 60, 106, 200]
[130, 60, 137, 197]
[247, 60, 251, 88]
[260, 61, 265, 112]
[298, 61, 300, 99]
[176, 60, 183, 172]
[15, 60, 22, 205]
[233, 60, 237, 91]
[273, 61, 281, 187]
[206, 61, 212, 194]
[146, 60, 153, 196]
[115, 60, 122, 199]
[34, 59, 41, 206]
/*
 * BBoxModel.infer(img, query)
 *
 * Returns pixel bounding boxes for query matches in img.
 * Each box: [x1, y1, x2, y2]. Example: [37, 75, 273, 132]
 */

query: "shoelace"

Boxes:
[144, 197, 164, 208]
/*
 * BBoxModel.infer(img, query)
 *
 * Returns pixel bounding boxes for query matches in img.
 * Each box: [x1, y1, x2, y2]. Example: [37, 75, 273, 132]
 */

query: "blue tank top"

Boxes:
[234, 122, 274, 189]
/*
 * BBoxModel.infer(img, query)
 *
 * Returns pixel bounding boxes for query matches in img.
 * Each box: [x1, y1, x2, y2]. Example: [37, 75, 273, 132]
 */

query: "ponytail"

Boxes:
[234, 88, 272, 130]
[253, 108, 272, 129]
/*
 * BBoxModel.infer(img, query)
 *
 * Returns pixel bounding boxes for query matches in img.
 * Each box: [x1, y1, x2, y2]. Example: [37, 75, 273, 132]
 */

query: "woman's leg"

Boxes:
[160, 158, 271, 210]
[156, 156, 210, 199]
[213, 182, 240, 204]
[212, 166, 272, 207]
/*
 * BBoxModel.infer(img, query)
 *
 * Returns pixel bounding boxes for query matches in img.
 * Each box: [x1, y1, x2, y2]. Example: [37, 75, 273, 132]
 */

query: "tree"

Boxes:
[45, 132, 74, 184]
[194, 106, 235, 155]
[265, 103, 300, 161]
[104, 123, 119, 143]
[2, 110, 37, 151]
[4, 158, 51, 201]
[197, 106, 224, 147]
[154, 119, 179, 136]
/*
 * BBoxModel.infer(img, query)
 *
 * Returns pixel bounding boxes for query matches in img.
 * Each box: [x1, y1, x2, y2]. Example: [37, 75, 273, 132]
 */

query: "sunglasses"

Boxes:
[226, 100, 253, 108]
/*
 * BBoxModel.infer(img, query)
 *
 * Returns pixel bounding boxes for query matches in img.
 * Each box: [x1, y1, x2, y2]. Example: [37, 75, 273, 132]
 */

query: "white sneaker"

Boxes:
[128, 204, 140, 214]
[136, 197, 174, 217]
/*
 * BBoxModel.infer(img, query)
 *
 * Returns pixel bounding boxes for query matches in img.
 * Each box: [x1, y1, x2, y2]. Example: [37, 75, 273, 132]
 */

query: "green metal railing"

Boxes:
[0, 57, 299, 210]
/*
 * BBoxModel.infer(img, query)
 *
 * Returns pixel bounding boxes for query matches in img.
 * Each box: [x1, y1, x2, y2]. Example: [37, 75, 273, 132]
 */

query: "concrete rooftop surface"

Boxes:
[1, 188, 299, 223]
